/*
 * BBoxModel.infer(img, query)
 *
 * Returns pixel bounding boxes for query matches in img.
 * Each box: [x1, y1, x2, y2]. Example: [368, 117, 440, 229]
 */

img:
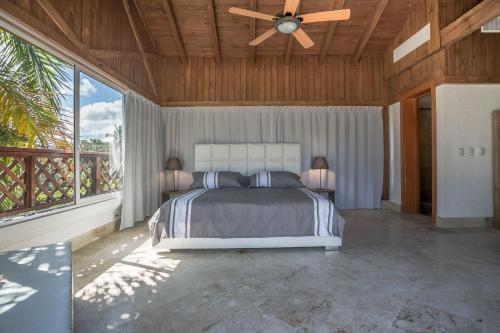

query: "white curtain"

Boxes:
[121, 92, 163, 229]
[162, 106, 383, 209]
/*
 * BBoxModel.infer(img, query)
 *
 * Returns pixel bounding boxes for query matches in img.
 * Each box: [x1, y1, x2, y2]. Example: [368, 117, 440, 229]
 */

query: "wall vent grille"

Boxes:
[481, 16, 500, 33]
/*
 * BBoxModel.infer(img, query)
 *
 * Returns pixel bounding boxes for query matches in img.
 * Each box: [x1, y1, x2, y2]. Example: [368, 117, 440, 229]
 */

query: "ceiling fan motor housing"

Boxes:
[273, 15, 302, 34]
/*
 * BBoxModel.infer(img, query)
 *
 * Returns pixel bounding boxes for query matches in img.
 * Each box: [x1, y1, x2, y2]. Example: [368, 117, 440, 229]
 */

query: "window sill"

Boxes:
[0, 192, 122, 229]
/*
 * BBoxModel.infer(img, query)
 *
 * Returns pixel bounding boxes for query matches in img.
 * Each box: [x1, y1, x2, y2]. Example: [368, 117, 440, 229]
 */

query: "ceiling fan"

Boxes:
[228, 0, 351, 49]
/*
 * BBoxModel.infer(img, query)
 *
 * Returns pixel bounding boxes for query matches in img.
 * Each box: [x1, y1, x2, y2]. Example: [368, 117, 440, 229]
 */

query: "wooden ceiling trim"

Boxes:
[159, 0, 187, 64]
[319, 0, 346, 65]
[35, 0, 84, 49]
[131, 0, 159, 53]
[207, 0, 221, 63]
[249, 0, 256, 61]
[440, 0, 500, 48]
[122, 0, 158, 97]
[352, 0, 390, 62]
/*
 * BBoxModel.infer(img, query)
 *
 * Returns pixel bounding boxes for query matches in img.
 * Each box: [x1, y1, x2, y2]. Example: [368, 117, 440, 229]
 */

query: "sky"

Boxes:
[61, 69, 123, 143]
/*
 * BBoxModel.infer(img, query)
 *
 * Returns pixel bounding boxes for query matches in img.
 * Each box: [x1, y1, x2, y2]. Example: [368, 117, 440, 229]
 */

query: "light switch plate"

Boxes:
[475, 147, 486, 156]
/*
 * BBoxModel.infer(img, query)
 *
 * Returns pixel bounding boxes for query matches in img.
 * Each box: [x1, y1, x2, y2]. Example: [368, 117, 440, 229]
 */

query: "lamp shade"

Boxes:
[311, 156, 329, 170]
[165, 158, 182, 171]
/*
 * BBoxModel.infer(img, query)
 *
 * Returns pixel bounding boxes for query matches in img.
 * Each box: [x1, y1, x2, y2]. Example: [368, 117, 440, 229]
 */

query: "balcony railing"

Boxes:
[0, 147, 122, 218]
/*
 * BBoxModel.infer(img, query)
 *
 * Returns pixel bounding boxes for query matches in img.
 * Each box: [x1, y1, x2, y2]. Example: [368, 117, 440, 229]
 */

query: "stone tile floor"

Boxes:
[73, 209, 500, 332]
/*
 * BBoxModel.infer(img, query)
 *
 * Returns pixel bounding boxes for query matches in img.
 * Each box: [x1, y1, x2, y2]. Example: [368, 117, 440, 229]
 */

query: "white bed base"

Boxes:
[154, 236, 342, 252]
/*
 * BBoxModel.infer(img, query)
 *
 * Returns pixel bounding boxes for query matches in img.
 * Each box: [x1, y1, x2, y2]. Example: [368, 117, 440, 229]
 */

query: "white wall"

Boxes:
[436, 84, 500, 218]
[389, 102, 401, 205]
[0, 198, 120, 251]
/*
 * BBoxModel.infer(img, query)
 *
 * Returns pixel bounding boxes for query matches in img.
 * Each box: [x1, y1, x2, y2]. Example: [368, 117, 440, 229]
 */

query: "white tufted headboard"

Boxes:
[194, 143, 301, 176]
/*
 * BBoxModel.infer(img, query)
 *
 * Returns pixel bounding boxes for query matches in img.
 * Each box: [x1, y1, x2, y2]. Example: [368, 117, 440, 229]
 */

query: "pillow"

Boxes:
[248, 171, 304, 188]
[191, 171, 245, 189]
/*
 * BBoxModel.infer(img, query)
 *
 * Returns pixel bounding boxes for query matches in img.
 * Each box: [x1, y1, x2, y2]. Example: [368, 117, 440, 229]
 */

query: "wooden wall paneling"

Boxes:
[159, 55, 385, 105]
[446, 31, 500, 80]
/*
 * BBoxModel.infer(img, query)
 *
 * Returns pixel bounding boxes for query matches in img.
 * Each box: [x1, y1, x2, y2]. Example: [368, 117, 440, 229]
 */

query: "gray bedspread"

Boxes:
[149, 188, 345, 246]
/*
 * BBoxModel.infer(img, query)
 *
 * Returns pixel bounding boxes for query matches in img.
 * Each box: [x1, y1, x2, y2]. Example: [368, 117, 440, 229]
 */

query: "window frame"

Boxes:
[0, 16, 127, 226]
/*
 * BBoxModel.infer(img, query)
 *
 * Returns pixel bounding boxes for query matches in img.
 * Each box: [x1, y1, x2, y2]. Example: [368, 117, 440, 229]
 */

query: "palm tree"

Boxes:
[0, 28, 71, 149]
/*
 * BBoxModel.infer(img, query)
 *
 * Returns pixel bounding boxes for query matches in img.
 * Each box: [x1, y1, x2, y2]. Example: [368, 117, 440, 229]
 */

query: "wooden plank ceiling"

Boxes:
[136, 0, 417, 59]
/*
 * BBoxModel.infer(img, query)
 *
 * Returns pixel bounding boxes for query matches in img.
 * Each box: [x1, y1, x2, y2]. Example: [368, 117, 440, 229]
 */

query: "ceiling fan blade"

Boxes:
[249, 28, 277, 46]
[292, 28, 314, 49]
[298, 9, 351, 24]
[228, 7, 276, 21]
[283, 0, 301, 15]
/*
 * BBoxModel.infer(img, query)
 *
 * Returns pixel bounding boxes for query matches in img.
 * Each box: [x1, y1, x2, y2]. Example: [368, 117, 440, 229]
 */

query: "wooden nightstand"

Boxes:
[162, 190, 189, 203]
[309, 188, 335, 202]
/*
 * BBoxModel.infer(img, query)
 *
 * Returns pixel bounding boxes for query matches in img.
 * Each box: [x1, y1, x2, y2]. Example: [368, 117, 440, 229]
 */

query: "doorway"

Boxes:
[417, 94, 432, 216]
[400, 81, 437, 223]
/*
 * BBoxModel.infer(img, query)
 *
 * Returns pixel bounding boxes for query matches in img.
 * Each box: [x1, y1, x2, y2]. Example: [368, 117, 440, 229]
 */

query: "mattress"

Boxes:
[149, 188, 345, 246]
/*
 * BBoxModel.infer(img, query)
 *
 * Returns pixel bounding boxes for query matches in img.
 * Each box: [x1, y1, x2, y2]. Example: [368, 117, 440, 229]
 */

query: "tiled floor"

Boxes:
[73, 209, 500, 332]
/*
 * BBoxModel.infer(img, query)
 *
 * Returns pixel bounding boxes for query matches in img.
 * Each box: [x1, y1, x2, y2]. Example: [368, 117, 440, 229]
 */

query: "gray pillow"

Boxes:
[191, 171, 245, 189]
[248, 171, 304, 188]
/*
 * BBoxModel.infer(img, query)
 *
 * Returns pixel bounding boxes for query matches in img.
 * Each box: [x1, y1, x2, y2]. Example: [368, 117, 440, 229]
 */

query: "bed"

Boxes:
[149, 143, 345, 251]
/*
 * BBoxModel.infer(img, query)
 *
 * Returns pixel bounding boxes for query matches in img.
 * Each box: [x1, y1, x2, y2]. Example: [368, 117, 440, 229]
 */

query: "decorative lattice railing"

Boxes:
[0, 147, 122, 217]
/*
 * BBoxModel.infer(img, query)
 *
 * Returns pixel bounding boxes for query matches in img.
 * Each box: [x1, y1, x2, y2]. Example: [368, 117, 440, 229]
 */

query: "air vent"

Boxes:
[481, 16, 500, 33]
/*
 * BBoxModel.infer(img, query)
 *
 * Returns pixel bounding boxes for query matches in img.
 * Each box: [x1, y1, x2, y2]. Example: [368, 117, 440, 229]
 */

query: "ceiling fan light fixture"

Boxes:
[274, 16, 301, 34]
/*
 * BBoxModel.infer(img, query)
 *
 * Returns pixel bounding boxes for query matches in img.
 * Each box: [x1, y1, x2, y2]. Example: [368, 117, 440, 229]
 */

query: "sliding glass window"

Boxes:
[79, 73, 123, 198]
[0, 27, 123, 224]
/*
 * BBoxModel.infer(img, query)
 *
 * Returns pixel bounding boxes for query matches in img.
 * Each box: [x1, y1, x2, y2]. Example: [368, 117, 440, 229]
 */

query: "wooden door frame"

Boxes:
[399, 80, 437, 224]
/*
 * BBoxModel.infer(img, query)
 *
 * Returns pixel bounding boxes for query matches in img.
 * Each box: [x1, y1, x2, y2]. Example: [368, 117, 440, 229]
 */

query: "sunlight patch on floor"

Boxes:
[74, 239, 180, 305]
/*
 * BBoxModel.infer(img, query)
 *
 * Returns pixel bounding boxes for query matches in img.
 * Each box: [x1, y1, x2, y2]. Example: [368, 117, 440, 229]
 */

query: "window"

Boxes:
[0, 27, 123, 223]
[79, 73, 123, 198]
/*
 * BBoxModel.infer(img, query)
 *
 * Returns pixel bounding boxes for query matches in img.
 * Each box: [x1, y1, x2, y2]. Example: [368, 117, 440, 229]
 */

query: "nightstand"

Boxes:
[309, 188, 335, 202]
[162, 190, 189, 203]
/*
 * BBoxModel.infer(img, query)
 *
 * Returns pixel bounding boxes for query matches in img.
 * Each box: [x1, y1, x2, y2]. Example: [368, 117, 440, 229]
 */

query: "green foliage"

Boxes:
[80, 138, 110, 152]
[0, 124, 26, 146]
[0, 28, 71, 149]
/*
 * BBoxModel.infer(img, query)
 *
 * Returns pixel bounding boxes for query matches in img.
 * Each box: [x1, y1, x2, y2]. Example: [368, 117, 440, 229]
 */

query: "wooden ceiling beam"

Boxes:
[207, 0, 221, 63]
[352, 0, 389, 62]
[35, 0, 84, 49]
[440, 0, 500, 48]
[249, 0, 256, 62]
[319, 0, 346, 64]
[160, 0, 187, 64]
[122, 0, 158, 97]
[131, 0, 159, 53]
